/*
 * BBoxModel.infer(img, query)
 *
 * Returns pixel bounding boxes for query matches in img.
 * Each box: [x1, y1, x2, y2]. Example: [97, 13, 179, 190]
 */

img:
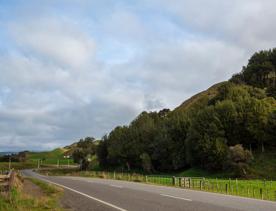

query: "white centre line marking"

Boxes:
[160, 194, 192, 202]
[38, 178, 127, 211]
[110, 185, 123, 188]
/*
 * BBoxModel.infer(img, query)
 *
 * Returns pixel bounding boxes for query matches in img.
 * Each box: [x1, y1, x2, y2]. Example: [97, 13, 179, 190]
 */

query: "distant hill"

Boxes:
[25, 148, 74, 165]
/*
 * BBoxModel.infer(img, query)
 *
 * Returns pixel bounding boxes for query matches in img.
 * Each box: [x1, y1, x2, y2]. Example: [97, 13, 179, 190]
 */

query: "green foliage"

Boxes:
[231, 48, 276, 97]
[227, 144, 253, 177]
[187, 106, 228, 170]
[72, 137, 97, 170]
[140, 153, 152, 172]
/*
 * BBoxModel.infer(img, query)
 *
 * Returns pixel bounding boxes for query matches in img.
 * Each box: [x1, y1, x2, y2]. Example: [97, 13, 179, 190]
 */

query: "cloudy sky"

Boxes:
[0, 0, 275, 151]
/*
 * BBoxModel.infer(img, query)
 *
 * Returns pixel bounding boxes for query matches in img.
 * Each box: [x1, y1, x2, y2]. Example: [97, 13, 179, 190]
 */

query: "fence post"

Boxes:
[185, 178, 188, 188]
[253, 188, 255, 198]
[113, 171, 116, 179]
[260, 188, 263, 200]
[200, 180, 202, 190]
[146, 175, 148, 183]
[226, 184, 228, 194]
[236, 178, 238, 194]
[172, 176, 175, 186]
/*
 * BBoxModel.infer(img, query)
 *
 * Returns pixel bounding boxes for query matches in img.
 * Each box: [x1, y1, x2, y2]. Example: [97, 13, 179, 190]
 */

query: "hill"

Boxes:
[26, 148, 73, 165]
[93, 48, 276, 178]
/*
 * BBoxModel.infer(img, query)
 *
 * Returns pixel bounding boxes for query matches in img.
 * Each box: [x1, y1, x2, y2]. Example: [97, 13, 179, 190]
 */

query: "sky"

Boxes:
[0, 0, 276, 151]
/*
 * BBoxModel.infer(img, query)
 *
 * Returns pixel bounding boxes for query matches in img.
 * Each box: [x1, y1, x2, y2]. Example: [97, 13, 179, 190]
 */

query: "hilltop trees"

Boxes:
[231, 49, 276, 97]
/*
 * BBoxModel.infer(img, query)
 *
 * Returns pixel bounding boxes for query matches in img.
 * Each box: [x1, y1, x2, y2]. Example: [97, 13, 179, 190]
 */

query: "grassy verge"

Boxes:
[38, 168, 276, 201]
[0, 162, 37, 171]
[0, 177, 65, 211]
[28, 158, 74, 165]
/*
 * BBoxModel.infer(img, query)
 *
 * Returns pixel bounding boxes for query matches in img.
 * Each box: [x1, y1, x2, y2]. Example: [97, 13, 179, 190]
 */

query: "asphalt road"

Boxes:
[22, 170, 276, 211]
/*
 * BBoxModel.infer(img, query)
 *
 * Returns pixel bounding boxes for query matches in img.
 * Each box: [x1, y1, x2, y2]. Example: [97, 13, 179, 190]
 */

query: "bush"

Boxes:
[227, 144, 253, 177]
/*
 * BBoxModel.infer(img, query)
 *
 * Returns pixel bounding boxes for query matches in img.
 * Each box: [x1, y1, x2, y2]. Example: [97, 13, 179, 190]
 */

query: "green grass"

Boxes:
[0, 178, 64, 211]
[27, 178, 61, 196]
[0, 162, 37, 171]
[0, 148, 75, 171]
[27, 148, 65, 159]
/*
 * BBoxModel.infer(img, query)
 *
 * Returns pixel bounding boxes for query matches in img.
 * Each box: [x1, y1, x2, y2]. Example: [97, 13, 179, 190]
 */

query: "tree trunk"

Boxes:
[126, 162, 130, 171]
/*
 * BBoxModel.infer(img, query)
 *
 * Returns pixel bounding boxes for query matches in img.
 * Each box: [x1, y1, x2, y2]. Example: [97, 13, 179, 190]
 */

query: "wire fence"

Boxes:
[66, 170, 276, 201]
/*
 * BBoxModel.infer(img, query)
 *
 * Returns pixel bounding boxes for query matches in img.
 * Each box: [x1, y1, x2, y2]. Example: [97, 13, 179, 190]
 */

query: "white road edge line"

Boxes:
[160, 194, 192, 202]
[110, 185, 123, 188]
[38, 178, 127, 211]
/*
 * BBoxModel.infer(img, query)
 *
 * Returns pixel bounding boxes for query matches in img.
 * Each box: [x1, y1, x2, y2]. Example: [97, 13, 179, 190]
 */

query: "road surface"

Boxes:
[22, 170, 276, 211]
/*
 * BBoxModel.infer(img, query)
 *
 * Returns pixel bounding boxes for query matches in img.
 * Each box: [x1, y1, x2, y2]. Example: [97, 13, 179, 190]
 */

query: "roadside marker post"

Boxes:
[8, 156, 11, 170]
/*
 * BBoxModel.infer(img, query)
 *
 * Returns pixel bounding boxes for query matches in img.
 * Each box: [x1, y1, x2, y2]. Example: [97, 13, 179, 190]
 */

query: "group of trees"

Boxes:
[72, 137, 98, 170]
[73, 49, 276, 177]
[96, 83, 275, 175]
[0, 151, 27, 162]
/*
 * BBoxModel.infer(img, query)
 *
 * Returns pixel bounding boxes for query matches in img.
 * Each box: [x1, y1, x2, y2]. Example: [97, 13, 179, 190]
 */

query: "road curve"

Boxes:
[22, 170, 276, 211]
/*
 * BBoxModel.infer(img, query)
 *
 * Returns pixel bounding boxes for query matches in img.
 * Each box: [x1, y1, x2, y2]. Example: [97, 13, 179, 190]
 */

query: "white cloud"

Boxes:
[9, 18, 96, 68]
[152, 0, 276, 50]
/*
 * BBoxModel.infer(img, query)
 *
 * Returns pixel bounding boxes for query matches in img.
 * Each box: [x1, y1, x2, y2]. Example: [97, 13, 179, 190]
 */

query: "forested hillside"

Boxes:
[75, 49, 276, 178]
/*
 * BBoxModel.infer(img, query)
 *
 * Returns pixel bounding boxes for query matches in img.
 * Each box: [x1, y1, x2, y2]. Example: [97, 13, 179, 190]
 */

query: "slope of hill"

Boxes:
[26, 148, 73, 165]
[174, 82, 226, 113]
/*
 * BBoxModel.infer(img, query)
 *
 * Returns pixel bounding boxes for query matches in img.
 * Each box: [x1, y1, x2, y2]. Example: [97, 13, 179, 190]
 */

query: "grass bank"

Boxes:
[0, 176, 65, 211]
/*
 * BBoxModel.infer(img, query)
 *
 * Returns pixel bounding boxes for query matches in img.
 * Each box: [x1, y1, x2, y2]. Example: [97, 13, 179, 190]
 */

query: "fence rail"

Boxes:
[0, 170, 14, 192]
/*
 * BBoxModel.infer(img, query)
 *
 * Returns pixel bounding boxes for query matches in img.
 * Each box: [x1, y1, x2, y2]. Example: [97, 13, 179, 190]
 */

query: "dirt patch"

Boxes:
[22, 179, 46, 199]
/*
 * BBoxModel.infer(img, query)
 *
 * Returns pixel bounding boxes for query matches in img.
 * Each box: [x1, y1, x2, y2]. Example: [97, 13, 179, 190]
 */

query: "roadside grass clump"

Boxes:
[27, 178, 61, 196]
[0, 176, 65, 211]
